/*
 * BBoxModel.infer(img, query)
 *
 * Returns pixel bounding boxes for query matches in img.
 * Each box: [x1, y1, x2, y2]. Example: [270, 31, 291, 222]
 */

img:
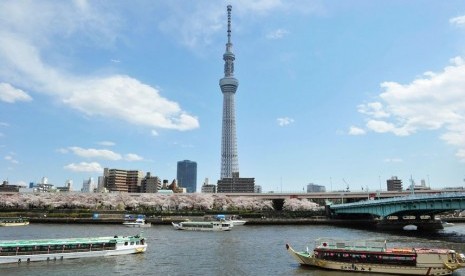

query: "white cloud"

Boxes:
[0, 83, 32, 103]
[357, 102, 389, 119]
[68, 146, 122, 160]
[0, 1, 199, 131]
[277, 117, 295, 126]
[125, 153, 143, 161]
[4, 155, 19, 164]
[266, 28, 289, 40]
[348, 126, 366, 135]
[356, 56, 465, 161]
[384, 158, 403, 163]
[456, 149, 465, 162]
[56, 148, 69, 154]
[151, 130, 159, 136]
[64, 162, 103, 172]
[450, 15, 465, 27]
[98, 141, 116, 147]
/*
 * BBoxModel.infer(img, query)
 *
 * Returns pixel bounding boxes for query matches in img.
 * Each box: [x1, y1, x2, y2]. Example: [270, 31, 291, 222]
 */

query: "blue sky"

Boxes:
[1, 1, 465, 192]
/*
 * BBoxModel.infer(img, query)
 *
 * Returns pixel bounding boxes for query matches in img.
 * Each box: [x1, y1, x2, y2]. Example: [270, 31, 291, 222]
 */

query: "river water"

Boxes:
[2, 223, 465, 276]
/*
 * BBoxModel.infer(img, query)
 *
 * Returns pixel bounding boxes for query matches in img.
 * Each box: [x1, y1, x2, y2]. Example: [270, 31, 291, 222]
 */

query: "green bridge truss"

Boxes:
[329, 193, 465, 218]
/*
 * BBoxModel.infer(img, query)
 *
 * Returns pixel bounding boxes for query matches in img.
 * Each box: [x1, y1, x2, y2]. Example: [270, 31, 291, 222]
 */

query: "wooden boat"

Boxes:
[0, 217, 29, 227]
[0, 234, 147, 264]
[172, 221, 233, 231]
[286, 238, 465, 275]
[122, 218, 151, 228]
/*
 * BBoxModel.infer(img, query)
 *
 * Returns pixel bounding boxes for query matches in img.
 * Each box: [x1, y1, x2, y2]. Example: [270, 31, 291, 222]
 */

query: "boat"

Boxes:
[0, 234, 147, 264]
[442, 221, 455, 227]
[214, 214, 246, 226]
[122, 218, 151, 228]
[229, 219, 247, 226]
[403, 224, 418, 231]
[0, 217, 29, 227]
[172, 220, 233, 231]
[286, 238, 465, 275]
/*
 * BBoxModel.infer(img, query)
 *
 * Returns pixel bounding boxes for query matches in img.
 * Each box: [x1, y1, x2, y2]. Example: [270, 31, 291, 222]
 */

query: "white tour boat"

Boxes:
[122, 218, 151, 228]
[286, 238, 465, 275]
[0, 234, 147, 264]
[214, 214, 246, 226]
[172, 221, 233, 231]
[0, 217, 29, 227]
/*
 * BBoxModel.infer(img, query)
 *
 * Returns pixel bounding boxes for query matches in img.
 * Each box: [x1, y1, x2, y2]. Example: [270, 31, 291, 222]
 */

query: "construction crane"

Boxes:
[342, 178, 350, 192]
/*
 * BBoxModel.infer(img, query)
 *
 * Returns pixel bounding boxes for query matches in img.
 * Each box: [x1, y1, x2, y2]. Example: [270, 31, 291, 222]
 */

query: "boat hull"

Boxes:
[0, 244, 146, 264]
[122, 223, 151, 228]
[230, 220, 246, 226]
[286, 244, 458, 275]
[0, 221, 29, 227]
[172, 222, 232, 231]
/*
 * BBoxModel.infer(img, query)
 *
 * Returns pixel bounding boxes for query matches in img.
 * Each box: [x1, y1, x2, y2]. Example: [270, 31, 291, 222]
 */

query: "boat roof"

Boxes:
[314, 238, 454, 254]
[0, 235, 141, 247]
[182, 221, 231, 225]
[315, 238, 387, 252]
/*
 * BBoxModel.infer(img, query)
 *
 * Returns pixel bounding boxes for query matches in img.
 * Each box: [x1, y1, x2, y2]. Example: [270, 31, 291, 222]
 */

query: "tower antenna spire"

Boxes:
[227, 5, 232, 44]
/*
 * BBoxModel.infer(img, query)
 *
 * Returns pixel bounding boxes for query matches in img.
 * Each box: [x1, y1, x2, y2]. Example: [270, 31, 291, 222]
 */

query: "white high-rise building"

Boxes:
[81, 177, 95, 193]
[220, 5, 239, 179]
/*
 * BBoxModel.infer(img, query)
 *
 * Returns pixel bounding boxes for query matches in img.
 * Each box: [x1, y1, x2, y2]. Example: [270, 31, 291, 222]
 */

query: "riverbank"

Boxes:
[26, 216, 368, 225]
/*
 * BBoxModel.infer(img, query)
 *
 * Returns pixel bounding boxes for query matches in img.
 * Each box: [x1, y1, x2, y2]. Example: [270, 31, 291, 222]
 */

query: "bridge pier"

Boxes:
[376, 218, 443, 231]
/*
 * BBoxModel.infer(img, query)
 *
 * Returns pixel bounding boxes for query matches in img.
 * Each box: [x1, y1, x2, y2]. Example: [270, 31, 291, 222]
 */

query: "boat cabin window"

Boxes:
[315, 249, 416, 266]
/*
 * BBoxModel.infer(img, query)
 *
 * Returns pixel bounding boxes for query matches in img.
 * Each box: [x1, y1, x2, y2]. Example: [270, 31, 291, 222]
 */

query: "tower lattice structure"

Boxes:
[219, 5, 239, 179]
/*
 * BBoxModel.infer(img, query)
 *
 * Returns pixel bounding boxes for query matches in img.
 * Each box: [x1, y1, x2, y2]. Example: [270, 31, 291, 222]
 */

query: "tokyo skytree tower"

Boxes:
[219, 5, 239, 179]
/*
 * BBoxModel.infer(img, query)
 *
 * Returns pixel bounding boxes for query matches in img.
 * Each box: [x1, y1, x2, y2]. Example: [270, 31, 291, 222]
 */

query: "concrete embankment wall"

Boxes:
[28, 217, 379, 227]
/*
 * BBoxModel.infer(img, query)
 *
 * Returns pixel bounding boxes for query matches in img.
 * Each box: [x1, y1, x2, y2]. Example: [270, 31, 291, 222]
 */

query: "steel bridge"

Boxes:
[330, 192, 465, 218]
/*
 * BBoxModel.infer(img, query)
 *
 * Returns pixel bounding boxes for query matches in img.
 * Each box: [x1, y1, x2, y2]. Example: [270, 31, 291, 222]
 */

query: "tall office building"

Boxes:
[177, 160, 197, 193]
[219, 5, 239, 179]
[103, 168, 143, 193]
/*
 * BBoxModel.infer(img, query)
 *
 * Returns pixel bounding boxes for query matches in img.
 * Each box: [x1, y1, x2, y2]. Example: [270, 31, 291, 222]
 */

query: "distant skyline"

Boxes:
[1, 1, 465, 192]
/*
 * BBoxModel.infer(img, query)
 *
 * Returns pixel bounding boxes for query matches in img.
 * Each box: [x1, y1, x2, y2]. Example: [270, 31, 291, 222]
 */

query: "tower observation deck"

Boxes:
[220, 5, 239, 179]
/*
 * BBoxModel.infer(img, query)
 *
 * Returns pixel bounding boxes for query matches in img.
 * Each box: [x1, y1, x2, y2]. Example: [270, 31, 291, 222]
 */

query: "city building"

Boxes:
[141, 172, 161, 193]
[81, 177, 95, 193]
[386, 176, 402, 191]
[307, 183, 326, 193]
[57, 179, 73, 192]
[177, 160, 197, 193]
[217, 172, 255, 193]
[97, 176, 106, 192]
[254, 185, 262, 193]
[127, 170, 144, 193]
[216, 5, 255, 193]
[201, 178, 217, 193]
[103, 168, 144, 193]
[0, 180, 20, 192]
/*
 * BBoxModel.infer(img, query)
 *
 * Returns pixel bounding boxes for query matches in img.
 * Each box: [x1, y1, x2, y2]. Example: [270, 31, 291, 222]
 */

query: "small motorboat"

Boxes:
[123, 218, 151, 228]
